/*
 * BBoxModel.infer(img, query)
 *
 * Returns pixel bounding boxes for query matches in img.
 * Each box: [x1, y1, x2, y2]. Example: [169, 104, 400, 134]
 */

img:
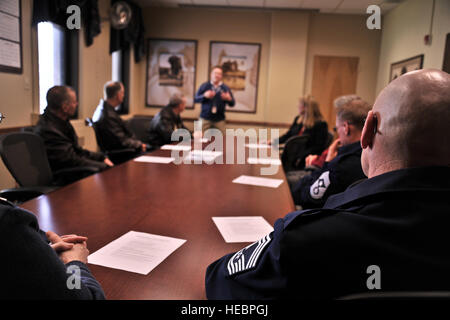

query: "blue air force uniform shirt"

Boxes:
[292, 141, 365, 208]
[205, 166, 450, 299]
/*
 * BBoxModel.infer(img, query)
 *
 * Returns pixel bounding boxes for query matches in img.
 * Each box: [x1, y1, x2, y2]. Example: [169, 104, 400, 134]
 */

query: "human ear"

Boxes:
[361, 111, 376, 149]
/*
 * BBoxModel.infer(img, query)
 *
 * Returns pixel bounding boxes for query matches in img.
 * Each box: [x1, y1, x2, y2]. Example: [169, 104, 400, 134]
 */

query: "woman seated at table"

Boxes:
[272, 95, 329, 155]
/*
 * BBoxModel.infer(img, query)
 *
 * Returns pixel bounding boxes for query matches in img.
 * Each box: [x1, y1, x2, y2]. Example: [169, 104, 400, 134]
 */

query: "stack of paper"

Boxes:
[185, 150, 223, 163]
[247, 157, 281, 165]
[232, 175, 284, 188]
[134, 155, 175, 164]
[160, 144, 191, 151]
[245, 143, 272, 149]
[88, 231, 186, 275]
[212, 216, 274, 243]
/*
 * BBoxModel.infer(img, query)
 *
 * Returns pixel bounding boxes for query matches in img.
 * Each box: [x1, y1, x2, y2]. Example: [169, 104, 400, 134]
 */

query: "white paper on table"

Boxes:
[247, 157, 281, 165]
[134, 155, 175, 164]
[212, 216, 274, 243]
[245, 143, 271, 149]
[88, 231, 186, 275]
[185, 150, 223, 162]
[160, 144, 191, 151]
[232, 175, 283, 188]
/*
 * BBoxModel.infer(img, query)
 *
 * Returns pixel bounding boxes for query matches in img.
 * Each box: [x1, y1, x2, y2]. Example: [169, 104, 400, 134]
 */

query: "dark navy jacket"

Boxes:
[0, 200, 105, 299]
[194, 82, 235, 122]
[292, 141, 365, 208]
[205, 166, 450, 299]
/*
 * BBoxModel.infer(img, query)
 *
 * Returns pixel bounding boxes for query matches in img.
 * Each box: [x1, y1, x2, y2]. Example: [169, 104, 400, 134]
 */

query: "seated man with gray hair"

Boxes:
[291, 98, 371, 209]
[148, 93, 189, 147]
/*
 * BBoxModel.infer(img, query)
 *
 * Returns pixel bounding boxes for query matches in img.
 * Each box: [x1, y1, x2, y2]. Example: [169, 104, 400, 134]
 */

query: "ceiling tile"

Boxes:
[264, 0, 302, 9]
[300, 0, 341, 10]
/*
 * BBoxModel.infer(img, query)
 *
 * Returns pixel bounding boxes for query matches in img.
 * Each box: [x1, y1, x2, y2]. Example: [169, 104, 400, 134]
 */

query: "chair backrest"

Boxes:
[325, 131, 334, 148]
[0, 132, 53, 187]
[85, 117, 109, 153]
[126, 117, 150, 144]
[281, 135, 310, 172]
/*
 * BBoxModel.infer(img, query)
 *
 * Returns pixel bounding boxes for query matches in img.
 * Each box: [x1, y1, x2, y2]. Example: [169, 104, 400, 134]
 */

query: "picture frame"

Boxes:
[146, 38, 197, 108]
[0, 0, 23, 74]
[389, 54, 424, 82]
[209, 41, 261, 114]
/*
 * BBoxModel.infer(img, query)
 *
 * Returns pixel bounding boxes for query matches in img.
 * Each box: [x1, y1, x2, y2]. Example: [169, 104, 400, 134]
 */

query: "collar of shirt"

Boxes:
[323, 166, 450, 210]
[210, 81, 223, 89]
[337, 141, 361, 156]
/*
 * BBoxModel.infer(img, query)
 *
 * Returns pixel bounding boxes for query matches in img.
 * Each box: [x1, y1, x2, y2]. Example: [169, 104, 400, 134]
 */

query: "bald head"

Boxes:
[361, 69, 450, 178]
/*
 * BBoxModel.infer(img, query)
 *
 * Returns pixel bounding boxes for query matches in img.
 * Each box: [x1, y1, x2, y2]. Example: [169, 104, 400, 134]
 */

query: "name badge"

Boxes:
[212, 106, 217, 114]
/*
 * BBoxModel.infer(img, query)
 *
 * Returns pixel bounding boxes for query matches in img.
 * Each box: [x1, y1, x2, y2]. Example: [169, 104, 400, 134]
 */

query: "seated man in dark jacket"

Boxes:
[93, 81, 147, 153]
[291, 98, 372, 208]
[148, 93, 189, 147]
[0, 198, 105, 299]
[34, 86, 113, 173]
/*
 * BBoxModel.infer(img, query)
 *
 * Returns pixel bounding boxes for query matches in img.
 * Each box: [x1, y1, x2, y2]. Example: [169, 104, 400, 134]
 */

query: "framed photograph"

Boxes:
[389, 54, 424, 82]
[146, 39, 197, 108]
[209, 41, 261, 113]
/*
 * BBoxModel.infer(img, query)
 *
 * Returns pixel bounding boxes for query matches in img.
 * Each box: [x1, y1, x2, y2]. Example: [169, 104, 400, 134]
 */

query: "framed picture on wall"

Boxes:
[389, 54, 424, 82]
[209, 41, 261, 113]
[146, 39, 197, 108]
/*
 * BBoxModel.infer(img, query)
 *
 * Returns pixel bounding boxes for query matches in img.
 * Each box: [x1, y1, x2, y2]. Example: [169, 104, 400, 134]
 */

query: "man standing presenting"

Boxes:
[194, 66, 235, 134]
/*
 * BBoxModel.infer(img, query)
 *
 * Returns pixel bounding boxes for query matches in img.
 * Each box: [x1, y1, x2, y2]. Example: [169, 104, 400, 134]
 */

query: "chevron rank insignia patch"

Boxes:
[227, 234, 272, 276]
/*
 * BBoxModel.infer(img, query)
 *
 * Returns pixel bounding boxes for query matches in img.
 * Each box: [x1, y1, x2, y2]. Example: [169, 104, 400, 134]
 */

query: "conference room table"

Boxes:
[21, 138, 295, 299]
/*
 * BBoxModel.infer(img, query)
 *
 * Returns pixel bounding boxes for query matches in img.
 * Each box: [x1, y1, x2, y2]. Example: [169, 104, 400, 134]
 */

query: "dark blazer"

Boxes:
[0, 200, 105, 299]
[34, 108, 107, 172]
[92, 100, 142, 151]
[148, 105, 189, 147]
[279, 116, 329, 154]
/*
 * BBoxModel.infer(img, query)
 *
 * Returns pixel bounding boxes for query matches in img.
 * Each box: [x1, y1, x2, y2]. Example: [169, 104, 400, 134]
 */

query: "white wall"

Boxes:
[376, 0, 450, 94]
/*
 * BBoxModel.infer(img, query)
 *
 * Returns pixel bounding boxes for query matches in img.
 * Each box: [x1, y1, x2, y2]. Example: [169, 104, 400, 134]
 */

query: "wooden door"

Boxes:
[311, 56, 359, 127]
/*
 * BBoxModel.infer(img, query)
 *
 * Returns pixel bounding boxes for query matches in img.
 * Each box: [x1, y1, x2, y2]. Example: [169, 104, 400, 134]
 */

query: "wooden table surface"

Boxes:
[21, 140, 295, 299]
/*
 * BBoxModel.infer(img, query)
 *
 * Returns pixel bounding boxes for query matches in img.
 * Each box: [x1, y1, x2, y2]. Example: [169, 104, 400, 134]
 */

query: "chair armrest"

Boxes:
[106, 148, 137, 156]
[53, 166, 101, 186]
[0, 187, 55, 204]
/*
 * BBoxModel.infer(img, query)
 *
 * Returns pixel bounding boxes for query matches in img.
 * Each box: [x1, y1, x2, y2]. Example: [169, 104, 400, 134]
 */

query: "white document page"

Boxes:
[134, 155, 175, 164]
[232, 175, 284, 188]
[160, 144, 191, 151]
[88, 231, 186, 275]
[245, 143, 271, 149]
[212, 216, 274, 243]
[185, 150, 223, 162]
[247, 157, 281, 165]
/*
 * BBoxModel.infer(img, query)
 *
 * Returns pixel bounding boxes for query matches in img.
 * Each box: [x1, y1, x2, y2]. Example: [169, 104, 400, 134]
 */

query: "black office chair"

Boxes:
[126, 116, 151, 145]
[281, 135, 310, 172]
[0, 132, 99, 203]
[325, 131, 334, 148]
[85, 118, 138, 164]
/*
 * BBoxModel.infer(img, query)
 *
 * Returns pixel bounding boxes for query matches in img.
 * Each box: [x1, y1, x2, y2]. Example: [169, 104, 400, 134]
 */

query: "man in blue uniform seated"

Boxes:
[290, 98, 372, 209]
[205, 69, 450, 299]
[0, 198, 105, 299]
